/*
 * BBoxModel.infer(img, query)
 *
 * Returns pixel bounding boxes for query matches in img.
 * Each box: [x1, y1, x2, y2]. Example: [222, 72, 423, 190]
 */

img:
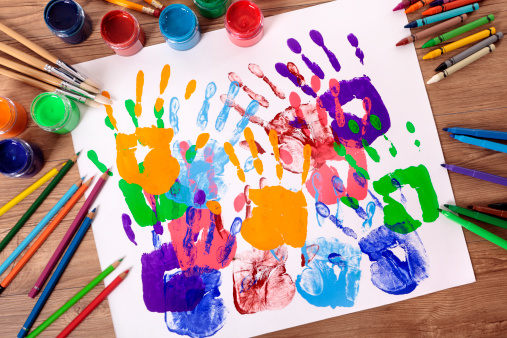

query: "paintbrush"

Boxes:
[0, 66, 101, 108]
[103, 0, 161, 17]
[0, 56, 112, 105]
[0, 20, 100, 90]
[0, 41, 98, 94]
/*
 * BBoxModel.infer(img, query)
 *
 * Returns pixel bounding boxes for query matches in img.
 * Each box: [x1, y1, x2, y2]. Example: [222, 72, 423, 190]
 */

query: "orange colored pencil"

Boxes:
[405, 0, 429, 13]
[0, 177, 93, 295]
[422, 0, 479, 15]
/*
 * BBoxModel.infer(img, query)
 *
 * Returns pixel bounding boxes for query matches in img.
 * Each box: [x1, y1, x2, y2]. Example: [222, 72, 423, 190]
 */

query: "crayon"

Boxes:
[446, 205, 507, 229]
[423, 0, 482, 15]
[393, 0, 419, 11]
[488, 203, 507, 211]
[443, 127, 507, 141]
[435, 32, 503, 71]
[427, 45, 495, 84]
[472, 206, 507, 221]
[449, 130, 507, 153]
[441, 164, 507, 187]
[422, 14, 494, 48]
[429, 0, 456, 6]
[405, 0, 430, 14]
[423, 27, 495, 59]
[396, 15, 467, 46]
[405, 3, 479, 28]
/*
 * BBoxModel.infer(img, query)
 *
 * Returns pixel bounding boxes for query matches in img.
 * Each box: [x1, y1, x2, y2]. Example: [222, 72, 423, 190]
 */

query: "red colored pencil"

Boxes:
[57, 269, 129, 338]
[29, 170, 110, 298]
[422, 0, 479, 15]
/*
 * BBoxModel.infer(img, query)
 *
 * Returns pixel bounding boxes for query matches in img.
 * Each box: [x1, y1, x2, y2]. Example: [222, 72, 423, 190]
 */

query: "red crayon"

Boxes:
[393, 0, 419, 11]
[472, 206, 507, 219]
[422, 0, 480, 15]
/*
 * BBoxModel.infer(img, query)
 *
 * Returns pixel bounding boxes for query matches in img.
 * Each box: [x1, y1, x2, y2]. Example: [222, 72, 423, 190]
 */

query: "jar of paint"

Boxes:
[100, 10, 146, 57]
[0, 97, 28, 138]
[44, 0, 92, 44]
[159, 4, 201, 51]
[225, 0, 264, 47]
[193, 0, 231, 18]
[30, 92, 80, 134]
[0, 138, 44, 178]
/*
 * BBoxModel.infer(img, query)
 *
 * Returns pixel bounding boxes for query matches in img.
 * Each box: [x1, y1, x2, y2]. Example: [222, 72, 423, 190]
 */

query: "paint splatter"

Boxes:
[87, 150, 112, 176]
[275, 63, 317, 98]
[169, 97, 180, 134]
[347, 33, 365, 65]
[135, 70, 144, 117]
[185, 133, 210, 164]
[287, 38, 325, 79]
[362, 139, 380, 162]
[310, 29, 341, 72]
[248, 63, 286, 99]
[185, 79, 196, 100]
[197, 82, 216, 130]
[224, 142, 245, 182]
[406, 122, 420, 148]
[228, 72, 269, 107]
[230, 100, 260, 146]
[102, 91, 117, 131]
[383, 134, 397, 157]
[302, 144, 311, 184]
[216, 81, 240, 132]
[121, 213, 137, 245]
[269, 129, 283, 181]
[244, 127, 263, 175]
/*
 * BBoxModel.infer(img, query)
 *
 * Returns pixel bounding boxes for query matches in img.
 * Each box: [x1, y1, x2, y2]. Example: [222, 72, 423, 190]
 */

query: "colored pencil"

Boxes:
[446, 204, 507, 229]
[435, 32, 503, 71]
[422, 14, 494, 48]
[144, 0, 165, 10]
[405, 0, 430, 14]
[0, 177, 92, 295]
[439, 208, 507, 250]
[0, 179, 81, 276]
[0, 66, 101, 108]
[29, 170, 110, 298]
[449, 131, 507, 153]
[441, 164, 507, 187]
[0, 20, 99, 90]
[427, 45, 495, 84]
[430, 0, 456, 6]
[423, 27, 495, 59]
[472, 206, 507, 221]
[18, 210, 97, 338]
[0, 163, 63, 217]
[423, 0, 482, 15]
[405, 3, 479, 28]
[57, 269, 129, 338]
[443, 127, 507, 140]
[0, 154, 78, 254]
[397, 15, 468, 46]
[488, 203, 507, 211]
[103, 0, 161, 17]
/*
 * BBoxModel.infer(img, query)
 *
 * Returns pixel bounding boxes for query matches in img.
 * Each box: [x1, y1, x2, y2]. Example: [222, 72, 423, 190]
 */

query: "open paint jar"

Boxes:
[101, 10, 146, 57]
[193, 0, 231, 18]
[30, 92, 80, 134]
[44, 0, 92, 44]
[159, 4, 201, 51]
[0, 96, 28, 138]
[0, 138, 44, 178]
[225, 0, 264, 47]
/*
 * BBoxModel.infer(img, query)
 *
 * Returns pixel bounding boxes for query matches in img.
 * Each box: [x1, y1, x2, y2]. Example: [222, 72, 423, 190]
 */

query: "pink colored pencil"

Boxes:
[28, 171, 110, 298]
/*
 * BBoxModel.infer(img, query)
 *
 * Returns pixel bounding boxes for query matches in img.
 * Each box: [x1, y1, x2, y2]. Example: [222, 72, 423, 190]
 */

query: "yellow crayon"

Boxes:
[423, 27, 496, 60]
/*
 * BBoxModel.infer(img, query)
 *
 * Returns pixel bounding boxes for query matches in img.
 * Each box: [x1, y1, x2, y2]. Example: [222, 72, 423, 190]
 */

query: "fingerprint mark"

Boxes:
[244, 127, 263, 175]
[347, 34, 365, 65]
[224, 142, 246, 182]
[185, 79, 197, 100]
[248, 63, 286, 99]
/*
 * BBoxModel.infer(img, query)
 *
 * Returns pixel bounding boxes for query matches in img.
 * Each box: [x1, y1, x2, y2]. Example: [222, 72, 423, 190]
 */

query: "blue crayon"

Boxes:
[450, 134, 507, 154]
[405, 3, 479, 28]
[444, 127, 507, 141]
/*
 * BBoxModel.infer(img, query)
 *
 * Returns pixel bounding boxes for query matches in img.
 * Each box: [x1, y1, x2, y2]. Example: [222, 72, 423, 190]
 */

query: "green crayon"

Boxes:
[445, 204, 507, 229]
[422, 14, 494, 48]
[439, 208, 507, 251]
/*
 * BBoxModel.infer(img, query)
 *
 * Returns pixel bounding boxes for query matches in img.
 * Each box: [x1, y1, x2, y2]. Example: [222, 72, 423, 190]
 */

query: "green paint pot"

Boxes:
[193, 0, 231, 18]
[30, 92, 80, 134]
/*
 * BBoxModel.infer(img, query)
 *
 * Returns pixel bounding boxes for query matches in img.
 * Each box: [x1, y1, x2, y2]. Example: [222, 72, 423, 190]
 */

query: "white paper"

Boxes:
[71, 1, 475, 337]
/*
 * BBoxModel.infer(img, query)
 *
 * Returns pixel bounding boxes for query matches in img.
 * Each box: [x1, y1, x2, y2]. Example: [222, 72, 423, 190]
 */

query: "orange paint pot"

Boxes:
[0, 97, 28, 138]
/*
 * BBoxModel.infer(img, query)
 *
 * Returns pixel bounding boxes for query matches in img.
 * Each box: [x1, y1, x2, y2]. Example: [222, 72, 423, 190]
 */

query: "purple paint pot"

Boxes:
[0, 138, 44, 178]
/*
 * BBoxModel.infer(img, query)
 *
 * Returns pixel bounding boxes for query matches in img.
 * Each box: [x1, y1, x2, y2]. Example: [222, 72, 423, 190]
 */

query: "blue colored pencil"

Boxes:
[0, 179, 82, 276]
[405, 3, 479, 28]
[450, 134, 507, 154]
[17, 209, 96, 338]
[444, 127, 507, 141]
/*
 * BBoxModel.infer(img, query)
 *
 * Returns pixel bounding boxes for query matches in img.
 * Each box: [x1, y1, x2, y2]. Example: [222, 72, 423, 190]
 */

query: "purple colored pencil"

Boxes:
[429, 0, 456, 6]
[393, 0, 419, 11]
[28, 170, 110, 298]
[441, 164, 507, 187]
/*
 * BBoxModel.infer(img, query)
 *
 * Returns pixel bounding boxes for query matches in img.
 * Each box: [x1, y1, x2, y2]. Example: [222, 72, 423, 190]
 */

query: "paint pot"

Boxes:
[0, 97, 28, 138]
[159, 4, 201, 51]
[193, 0, 231, 18]
[225, 0, 264, 47]
[0, 138, 44, 178]
[30, 92, 80, 134]
[44, 0, 92, 44]
[100, 10, 146, 57]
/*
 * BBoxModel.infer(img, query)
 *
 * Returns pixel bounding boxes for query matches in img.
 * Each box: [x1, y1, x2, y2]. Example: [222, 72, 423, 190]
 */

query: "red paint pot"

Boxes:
[225, 0, 264, 47]
[100, 10, 145, 56]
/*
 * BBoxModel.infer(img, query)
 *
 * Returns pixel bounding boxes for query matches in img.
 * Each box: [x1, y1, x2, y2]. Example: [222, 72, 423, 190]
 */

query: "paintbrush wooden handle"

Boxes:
[0, 56, 61, 87]
[0, 21, 59, 64]
[0, 41, 48, 71]
[0, 66, 56, 92]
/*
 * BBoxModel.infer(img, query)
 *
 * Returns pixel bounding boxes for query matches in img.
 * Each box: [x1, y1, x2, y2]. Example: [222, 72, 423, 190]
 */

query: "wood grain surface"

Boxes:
[0, 0, 506, 337]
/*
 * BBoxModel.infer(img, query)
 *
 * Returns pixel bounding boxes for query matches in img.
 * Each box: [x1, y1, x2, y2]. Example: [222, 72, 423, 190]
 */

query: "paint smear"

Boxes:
[216, 81, 240, 132]
[302, 144, 311, 184]
[406, 121, 415, 133]
[224, 142, 245, 182]
[269, 129, 283, 181]
[228, 72, 269, 108]
[185, 79, 197, 100]
[197, 82, 216, 130]
[244, 127, 263, 175]
[121, 213, 137, 245]
[347, 33, 364, 65]
[362, 139, 380, 162]
[87, 150, 112, 176]
[287, 38, 325, 79]
[102, 91, 117, 131]
[384, 134, 397, 157]
[248, 63, 286, 99]
[186, 133, 210, 164]
[310, 29, 341, 72]
[169, 97, 180, 134]
[135, 70, 144, 117]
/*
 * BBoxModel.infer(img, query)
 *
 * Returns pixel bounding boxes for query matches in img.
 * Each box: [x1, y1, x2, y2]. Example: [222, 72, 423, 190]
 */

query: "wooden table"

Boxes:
[0, 0, 506, 336]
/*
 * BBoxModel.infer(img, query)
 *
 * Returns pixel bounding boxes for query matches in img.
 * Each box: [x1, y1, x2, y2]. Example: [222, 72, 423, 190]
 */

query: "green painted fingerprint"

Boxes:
[87, 150, 112, 176]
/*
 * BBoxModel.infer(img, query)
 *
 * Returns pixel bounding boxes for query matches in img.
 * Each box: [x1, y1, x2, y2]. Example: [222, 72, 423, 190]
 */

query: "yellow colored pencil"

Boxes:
[0, 162, 65, 217]
[423, 27, 496, 60]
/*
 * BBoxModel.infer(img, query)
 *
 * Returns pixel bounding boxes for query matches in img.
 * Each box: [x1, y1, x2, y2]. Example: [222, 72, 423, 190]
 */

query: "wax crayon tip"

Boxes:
[438, 208, 443, 212]
[435, 63, 447, 72]
[393, 3, 404, 11]
[404, 21, 417, 29]
[441, 164, 447, 168]
[422, 41, 434, 49]
[0, 285, 4, 295]
[422, 54, 431, 60]
[467, 205, 473, 209]
[449, 134, 456, 139]
[396, 38, 409, 46]
[444, 204, 450, 208]
[442, 128, 448, 131]
[91, 207, 97, 213]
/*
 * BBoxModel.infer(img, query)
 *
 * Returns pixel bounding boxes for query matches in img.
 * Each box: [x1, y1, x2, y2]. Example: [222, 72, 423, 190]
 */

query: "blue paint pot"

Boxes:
[0, 138, 44, 178]
[159, 4, 201, 51]
[44, 0, 92, 44]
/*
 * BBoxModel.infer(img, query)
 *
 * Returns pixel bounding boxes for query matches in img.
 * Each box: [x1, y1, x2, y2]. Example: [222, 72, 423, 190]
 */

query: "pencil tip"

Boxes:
[92, 207, 97, 212]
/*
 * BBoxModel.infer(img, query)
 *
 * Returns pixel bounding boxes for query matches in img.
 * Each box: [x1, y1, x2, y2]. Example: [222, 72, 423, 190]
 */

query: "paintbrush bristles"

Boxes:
[93, 94, 113, 105]
[84, 78, 100, 90]
[80, 82, 100, 94]
[84, 99, 102, 108]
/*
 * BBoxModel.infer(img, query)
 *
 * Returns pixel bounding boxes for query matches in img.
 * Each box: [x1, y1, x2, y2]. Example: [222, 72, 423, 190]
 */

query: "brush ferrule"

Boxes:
[56, 59, 86, 81]
[61, 81, 94, 99]
[55, 89, 87, 104]
[49, 67, 82, 85]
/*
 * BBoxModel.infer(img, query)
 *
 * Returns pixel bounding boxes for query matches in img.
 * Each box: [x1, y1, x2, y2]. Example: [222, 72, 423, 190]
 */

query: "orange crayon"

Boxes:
[405, 0, 429, 13]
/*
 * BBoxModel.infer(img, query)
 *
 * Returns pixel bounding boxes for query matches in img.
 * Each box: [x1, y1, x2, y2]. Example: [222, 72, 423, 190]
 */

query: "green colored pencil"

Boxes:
[0, 153, 79, 253]
[439, 208, 507, 250]
[422, 14, 495, 48]
[444, 204, 507, 229]
[27, 258, 123, 338]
